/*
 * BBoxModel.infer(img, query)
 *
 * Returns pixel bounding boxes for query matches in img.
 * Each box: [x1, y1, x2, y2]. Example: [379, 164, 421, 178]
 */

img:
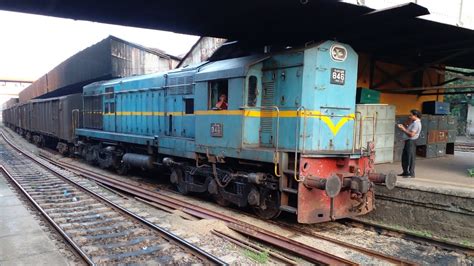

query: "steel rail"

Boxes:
[343, 219, 474, 257]
[0, 132, 226, 265]
[40, 153, 428, 265]
[0, 165, 95, 266]
[227, 223, 357, 265]
[211, 229, 298, 265]
[36, 154, 363, 265]
[4, 128, 471, 263]
[61, 151, 471, 263]
[138, 187, 416, 265]
[276, 222, 414, 265]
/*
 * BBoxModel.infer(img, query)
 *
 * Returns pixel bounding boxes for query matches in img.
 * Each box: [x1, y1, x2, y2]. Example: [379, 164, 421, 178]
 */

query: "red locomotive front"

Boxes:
[296, 143, 396, 223]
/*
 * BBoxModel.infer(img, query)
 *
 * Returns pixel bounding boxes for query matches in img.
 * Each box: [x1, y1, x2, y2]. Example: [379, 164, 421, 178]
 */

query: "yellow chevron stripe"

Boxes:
[102, 109, 354, 135]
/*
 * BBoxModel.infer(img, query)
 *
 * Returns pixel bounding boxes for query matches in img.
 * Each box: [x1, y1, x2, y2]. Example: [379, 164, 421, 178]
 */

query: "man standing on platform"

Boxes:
[397, 109, 422, 178]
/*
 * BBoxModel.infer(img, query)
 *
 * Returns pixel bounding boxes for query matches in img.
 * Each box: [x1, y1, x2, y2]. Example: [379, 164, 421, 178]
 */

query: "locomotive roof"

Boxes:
[84, 72, 165, 89]
[29, 93, 82, 103]
[194, 55, 266, 82]
[83, 55, 267, 91]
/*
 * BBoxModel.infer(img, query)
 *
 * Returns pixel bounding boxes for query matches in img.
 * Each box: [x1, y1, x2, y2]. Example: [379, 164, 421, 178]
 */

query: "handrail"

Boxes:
[293, 106, 307, 182]
[306, 113, 354, 118]
[353, 111, 362, 153]
[356, 114, 377, 150]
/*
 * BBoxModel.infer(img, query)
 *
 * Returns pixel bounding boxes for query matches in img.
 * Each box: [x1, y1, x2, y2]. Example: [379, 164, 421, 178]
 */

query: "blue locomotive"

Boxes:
[74, 40, 395, 223]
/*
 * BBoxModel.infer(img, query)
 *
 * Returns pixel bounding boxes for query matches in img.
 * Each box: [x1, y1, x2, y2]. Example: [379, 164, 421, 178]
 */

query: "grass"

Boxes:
[368, 221, 474, 247]
[461, 240, 474, 247]
[243, 249, 269, 264]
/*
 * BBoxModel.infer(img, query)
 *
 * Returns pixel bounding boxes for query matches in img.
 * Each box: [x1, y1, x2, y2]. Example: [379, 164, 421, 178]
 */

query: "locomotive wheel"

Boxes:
[171, 168, 188, 195]
[116, 163, 129, 175]
[253, 189, 281, 220]
[213, 193, 231, 207]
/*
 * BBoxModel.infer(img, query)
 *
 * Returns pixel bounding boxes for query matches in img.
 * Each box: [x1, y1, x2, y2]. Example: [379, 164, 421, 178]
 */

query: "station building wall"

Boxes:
[357, 53, 444, 115]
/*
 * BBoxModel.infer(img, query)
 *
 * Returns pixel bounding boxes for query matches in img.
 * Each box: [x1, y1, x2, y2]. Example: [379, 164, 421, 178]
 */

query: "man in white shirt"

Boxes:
[397, 110, 422, 178]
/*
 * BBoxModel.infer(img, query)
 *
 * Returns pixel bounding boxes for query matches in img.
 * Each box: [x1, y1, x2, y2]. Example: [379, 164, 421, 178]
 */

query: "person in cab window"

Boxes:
[215, 94, 228, 110]
[397, 109, 422, 178]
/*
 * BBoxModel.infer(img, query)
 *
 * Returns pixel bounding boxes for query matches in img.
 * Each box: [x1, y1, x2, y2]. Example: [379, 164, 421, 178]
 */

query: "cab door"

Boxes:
[242, 64, 263, 147]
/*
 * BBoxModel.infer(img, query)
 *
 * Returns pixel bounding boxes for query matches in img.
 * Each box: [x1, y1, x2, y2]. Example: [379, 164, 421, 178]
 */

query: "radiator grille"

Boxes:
[167, 76, 194, 95]
[260, 82, 274, 145]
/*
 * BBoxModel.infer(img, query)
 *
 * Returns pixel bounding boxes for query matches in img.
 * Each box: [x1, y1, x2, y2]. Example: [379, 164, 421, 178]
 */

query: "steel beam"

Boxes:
[420, 90, 474, 96]
[380, 84, 474, 93]
[372, 49, 474, 89]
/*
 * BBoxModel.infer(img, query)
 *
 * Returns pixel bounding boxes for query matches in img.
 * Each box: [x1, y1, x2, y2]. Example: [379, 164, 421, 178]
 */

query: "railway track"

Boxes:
[0, 132, 224, 265]
[32, 155, 357, 265]
[42, 152, 474, 264]
[455, 142, 474, 152]
[7, 129, 469, 264]
[340, 219, 474, 257]
[22, 146, 422, 264]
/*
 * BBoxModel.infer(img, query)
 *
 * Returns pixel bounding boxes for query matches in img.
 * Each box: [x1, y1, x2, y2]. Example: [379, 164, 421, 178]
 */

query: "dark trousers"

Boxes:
[401, 139, 416, 176]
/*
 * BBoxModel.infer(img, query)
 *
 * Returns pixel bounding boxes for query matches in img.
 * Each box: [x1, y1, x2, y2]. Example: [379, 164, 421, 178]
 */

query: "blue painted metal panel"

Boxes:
[77, 40, 361, 165]
[195, 78, 244, 149]
[301, 41, 358, 152]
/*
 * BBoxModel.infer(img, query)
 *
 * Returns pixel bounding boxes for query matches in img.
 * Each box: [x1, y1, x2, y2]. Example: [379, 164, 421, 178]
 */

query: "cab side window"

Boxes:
[247, 76, 258, 107]
[184, 98, 194, 114]
[209, 80, 228, 110]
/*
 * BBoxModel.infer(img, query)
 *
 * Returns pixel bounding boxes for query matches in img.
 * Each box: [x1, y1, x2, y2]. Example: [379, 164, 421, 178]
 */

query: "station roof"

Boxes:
[1, 0, 474, 70]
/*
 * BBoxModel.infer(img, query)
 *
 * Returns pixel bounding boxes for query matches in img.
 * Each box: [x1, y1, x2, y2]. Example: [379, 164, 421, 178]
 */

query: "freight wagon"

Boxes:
[3, 94, 82, 154]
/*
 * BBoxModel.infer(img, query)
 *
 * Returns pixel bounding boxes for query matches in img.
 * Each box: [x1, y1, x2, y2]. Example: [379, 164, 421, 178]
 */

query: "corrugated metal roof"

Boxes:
[2, 1, 474, 69]
[19, 35, 181, 102]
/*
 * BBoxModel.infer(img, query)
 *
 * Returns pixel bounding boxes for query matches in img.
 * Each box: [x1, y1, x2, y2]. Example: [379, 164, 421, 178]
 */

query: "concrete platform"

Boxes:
[367, 152, 474, 244]
[376, 151, 474, 188]
[0, 175, 73, 265]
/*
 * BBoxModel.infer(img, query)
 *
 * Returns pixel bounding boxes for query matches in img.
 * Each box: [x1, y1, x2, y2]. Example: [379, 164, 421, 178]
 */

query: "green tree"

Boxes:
[444, 67, 474, 134]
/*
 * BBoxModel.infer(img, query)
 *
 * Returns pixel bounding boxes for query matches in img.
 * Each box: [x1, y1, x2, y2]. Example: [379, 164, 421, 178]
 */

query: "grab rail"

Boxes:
[293, 106, 307, 182]
[356, 113, 377, 150]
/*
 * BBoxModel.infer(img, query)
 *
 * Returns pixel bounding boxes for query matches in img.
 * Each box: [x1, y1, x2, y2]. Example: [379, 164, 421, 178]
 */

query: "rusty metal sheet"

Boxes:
[19, 36, 180, 102]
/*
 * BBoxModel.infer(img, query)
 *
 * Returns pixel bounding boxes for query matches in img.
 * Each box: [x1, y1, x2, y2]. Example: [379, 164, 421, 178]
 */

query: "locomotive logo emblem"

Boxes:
[330, 44, 347, 62]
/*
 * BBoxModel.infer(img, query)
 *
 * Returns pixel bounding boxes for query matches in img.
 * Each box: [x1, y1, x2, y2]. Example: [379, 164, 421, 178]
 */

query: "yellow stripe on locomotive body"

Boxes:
[105, 110, 354, 136]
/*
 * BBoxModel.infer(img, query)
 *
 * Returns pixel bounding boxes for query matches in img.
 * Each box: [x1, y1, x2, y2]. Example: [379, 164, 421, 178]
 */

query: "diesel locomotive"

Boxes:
[3, 40, 396, 223]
